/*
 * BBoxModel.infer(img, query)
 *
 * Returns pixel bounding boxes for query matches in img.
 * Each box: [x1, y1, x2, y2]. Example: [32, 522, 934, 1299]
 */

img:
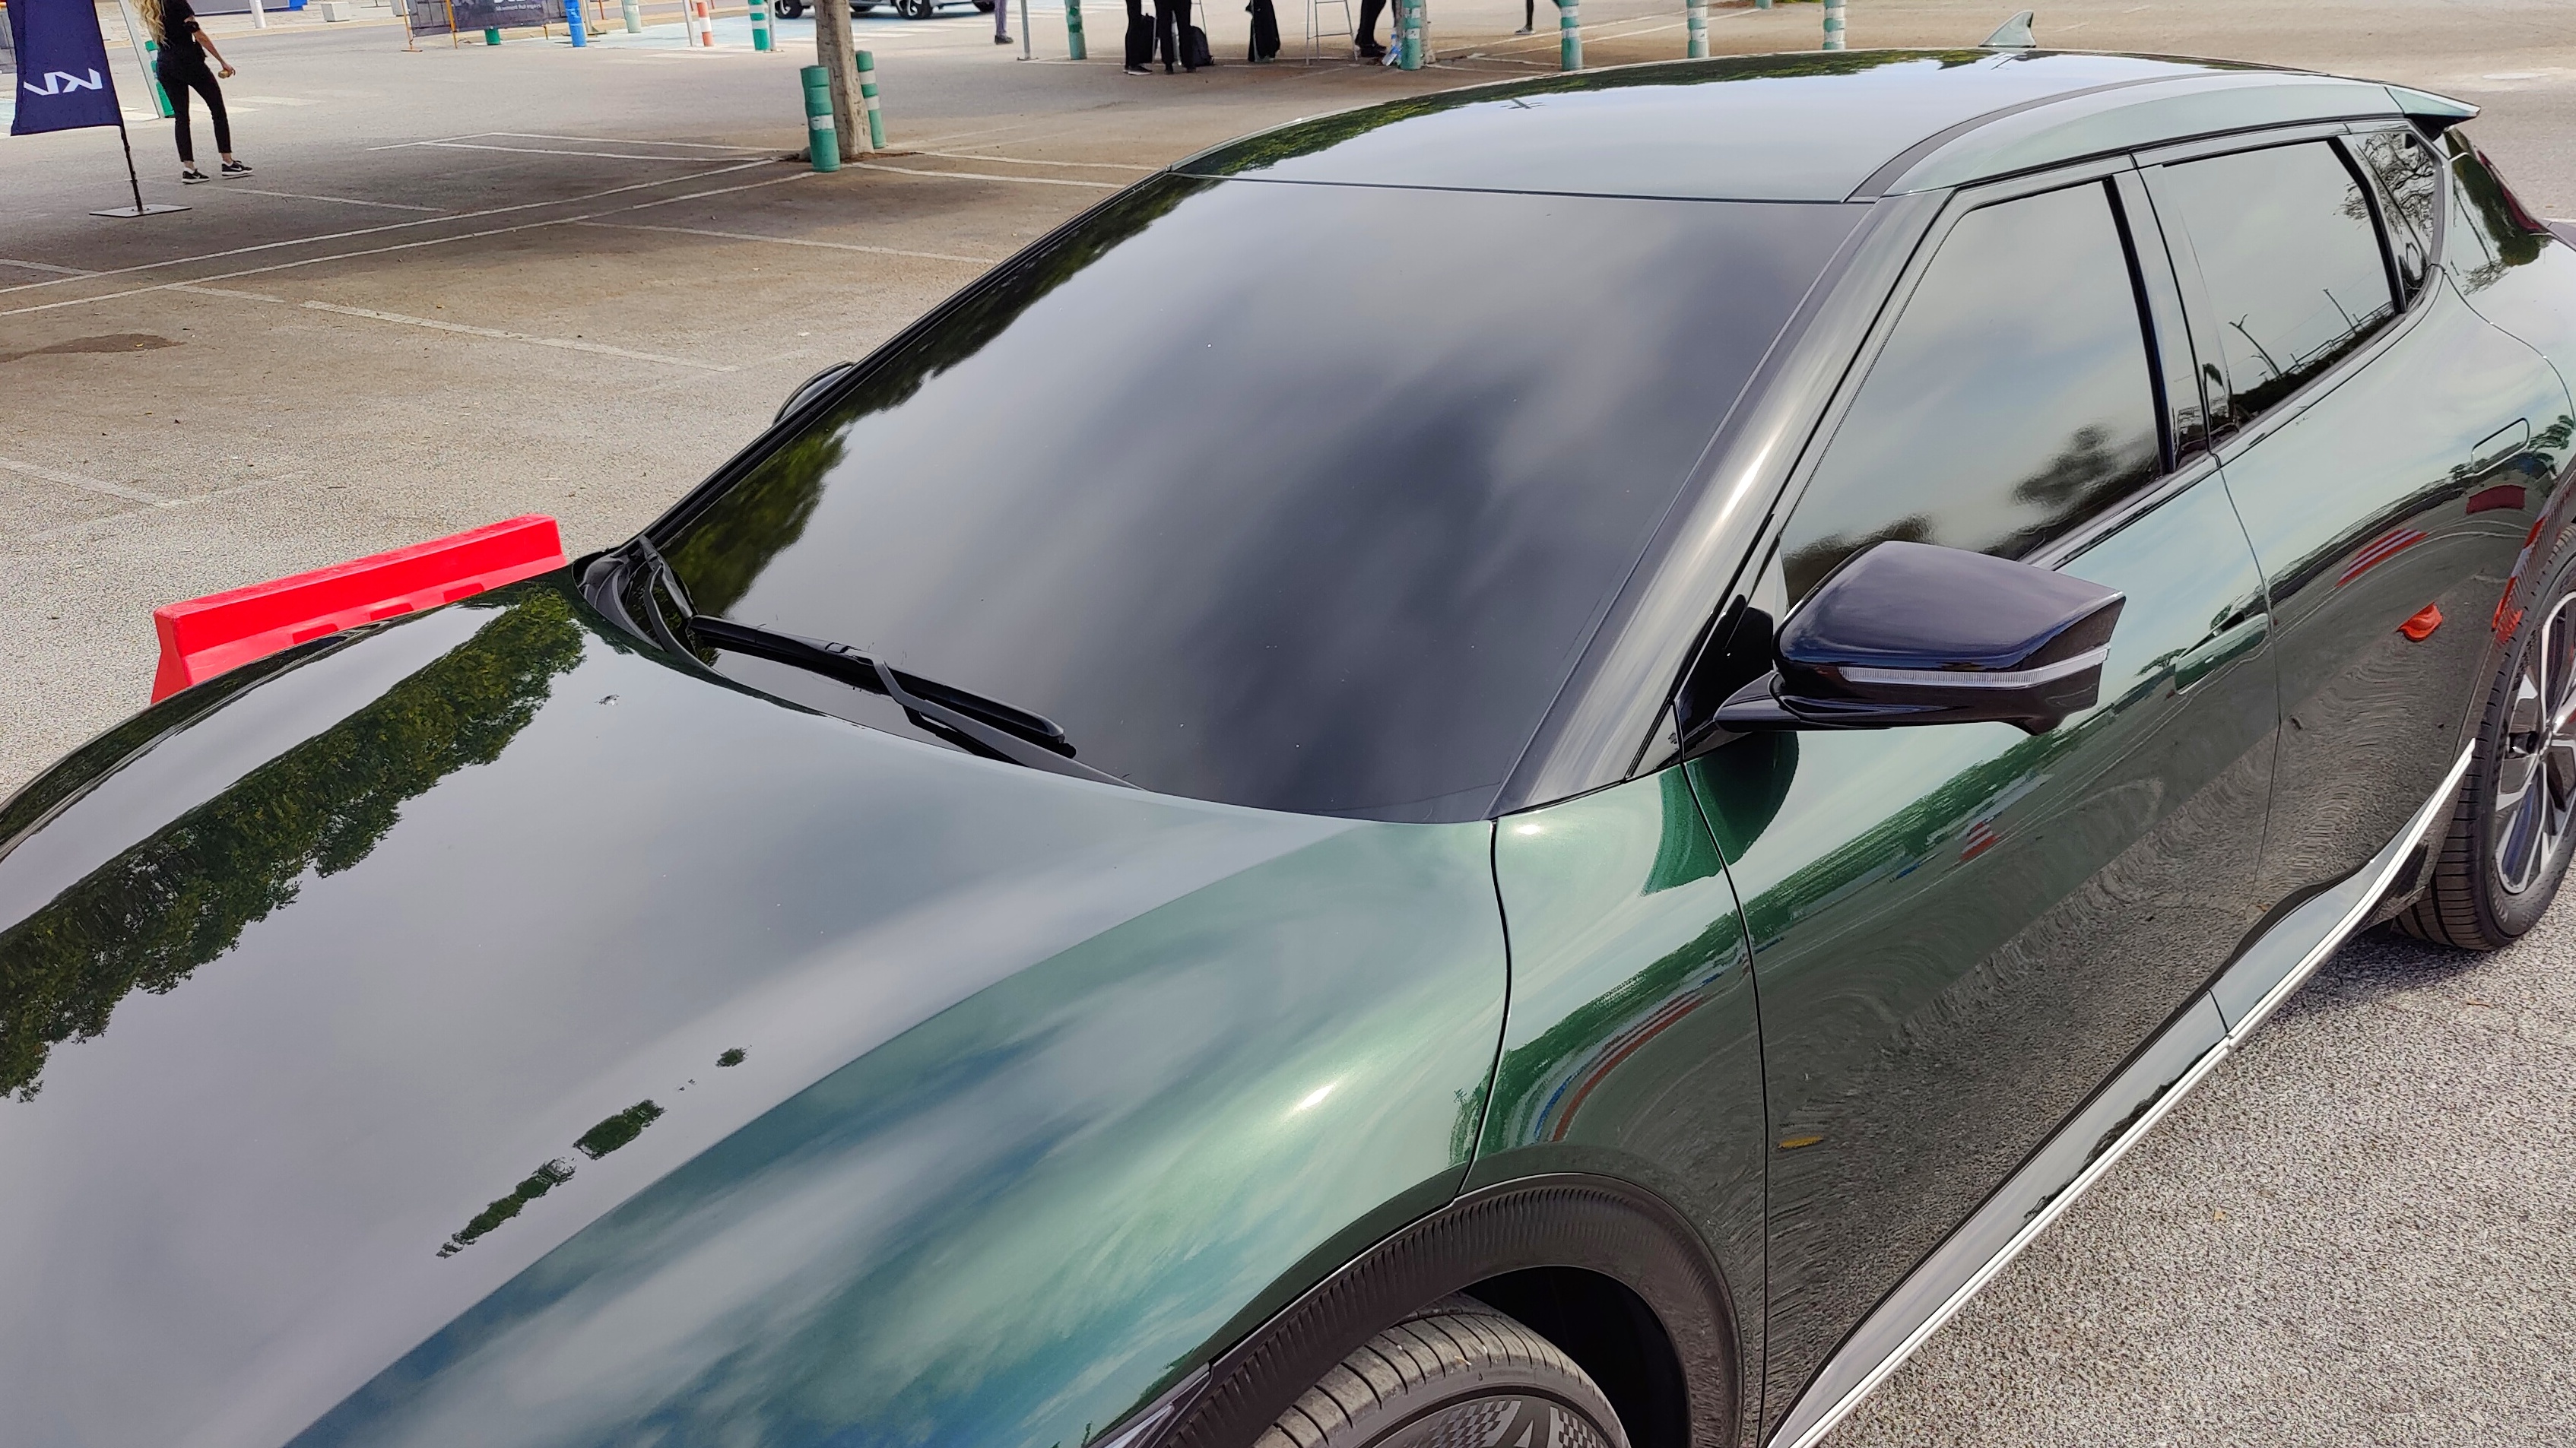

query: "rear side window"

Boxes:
[2157, 141, 2397, 429]
[2349, 128, 2438, 299]
[1780, 180, 2161, 604]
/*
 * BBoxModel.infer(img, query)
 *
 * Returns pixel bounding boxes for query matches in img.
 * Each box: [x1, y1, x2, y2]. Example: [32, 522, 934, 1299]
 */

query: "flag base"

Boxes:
[90, 203, 191, 217]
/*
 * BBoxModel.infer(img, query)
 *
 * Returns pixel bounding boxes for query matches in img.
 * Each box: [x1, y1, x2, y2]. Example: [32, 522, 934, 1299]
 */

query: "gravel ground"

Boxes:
[5, 2, 2575, 1443]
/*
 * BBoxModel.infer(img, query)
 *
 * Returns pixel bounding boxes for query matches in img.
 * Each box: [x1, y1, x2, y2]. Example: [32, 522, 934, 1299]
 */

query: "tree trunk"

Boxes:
[814, 0, 862, 153]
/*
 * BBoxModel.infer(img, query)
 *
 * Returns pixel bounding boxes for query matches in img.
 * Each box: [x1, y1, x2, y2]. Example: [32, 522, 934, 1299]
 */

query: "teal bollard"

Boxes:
[484, 24, 502, 42]
[622, 0, 642, 30]
[858, 49, 884, 151]
[1556, 0, 1578, 70]
[1822, 0, 1842, 48]
[1397, 0, 1421, 68]
[1686, 0, 1705, 56]
[801, 64, 839, 171]
[750, 0, 772, 50]
[1064, 0, 1085, 59]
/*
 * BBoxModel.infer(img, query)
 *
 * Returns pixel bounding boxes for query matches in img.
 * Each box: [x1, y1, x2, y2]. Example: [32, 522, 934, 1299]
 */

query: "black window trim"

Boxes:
[2135, 122, 2447, 471]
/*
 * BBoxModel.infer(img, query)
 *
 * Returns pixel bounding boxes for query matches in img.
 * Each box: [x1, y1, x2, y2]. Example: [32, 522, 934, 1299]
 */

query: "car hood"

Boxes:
[0, 581, 1359, 1448]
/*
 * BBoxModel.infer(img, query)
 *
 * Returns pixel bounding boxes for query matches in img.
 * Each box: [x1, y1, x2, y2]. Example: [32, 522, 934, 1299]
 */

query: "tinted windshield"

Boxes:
[655, 176, 1860, 821]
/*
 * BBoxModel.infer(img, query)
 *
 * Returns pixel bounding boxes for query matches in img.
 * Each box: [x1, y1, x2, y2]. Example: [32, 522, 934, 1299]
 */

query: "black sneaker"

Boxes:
[182, 168, 211, 185]
[1123, 62, 1150, 74]
[220, 160, 253, 176]
[1354, 40, 1385, 59]
[993, 31, 1010, 42]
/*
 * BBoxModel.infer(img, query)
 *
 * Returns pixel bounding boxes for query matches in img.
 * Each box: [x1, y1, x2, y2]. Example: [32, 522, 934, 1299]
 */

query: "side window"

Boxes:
[2157, 141, 2397, 430]
[1779, 180, 2162, 604]
[2349, 128, 2438, 299]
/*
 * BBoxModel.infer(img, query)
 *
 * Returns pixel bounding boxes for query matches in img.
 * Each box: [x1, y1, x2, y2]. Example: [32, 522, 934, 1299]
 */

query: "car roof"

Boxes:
[1173, 50, 2461, 203]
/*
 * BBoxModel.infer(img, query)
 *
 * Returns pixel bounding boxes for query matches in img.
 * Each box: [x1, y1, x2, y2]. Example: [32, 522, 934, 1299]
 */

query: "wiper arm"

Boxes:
[684, 613, 1134, 790]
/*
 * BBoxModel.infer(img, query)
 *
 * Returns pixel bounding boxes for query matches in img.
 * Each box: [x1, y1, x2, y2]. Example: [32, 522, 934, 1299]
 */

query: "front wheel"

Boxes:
[1257, 1299, 1626, 1448]
[2397, 534, 2576, 949]
[776, 0, 803, 14]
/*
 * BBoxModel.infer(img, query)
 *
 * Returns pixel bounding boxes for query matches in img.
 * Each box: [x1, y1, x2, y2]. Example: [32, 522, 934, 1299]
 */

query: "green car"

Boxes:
[5, 45, 2574, 1448]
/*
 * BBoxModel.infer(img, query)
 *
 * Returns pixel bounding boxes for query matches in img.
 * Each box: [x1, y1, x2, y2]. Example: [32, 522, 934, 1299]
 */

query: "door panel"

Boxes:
[1476, 768, 1768, 1448]
[1706, 474, 2275, 1430]
[2215, 277, 2565, 898]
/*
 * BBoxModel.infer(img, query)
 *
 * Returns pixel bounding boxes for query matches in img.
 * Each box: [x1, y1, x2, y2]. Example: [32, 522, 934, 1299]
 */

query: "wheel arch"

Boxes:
[1135, 1174, 1740, 1448]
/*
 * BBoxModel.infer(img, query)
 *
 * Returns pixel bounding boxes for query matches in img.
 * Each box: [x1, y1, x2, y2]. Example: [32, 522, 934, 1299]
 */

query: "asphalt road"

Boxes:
[5, 2, 2575, 1443]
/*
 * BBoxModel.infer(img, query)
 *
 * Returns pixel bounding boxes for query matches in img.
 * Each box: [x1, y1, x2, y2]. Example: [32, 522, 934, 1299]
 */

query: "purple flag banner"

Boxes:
[9, 0, 126, 137]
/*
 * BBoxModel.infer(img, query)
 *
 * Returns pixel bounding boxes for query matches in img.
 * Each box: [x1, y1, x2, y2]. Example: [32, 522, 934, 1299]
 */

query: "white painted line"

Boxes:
[422, 141, 747, 162]
[11, 476, 296, 548]
[492, 131, 776, 152]
[297, 300, 735, 371]
[0, 259, 97, 277]
[0, 160, 772, 301]
[849, 160, 1119, 189]
[172, 284, 291, 303]
[576, 220, 997, 264]
[365, 130, 503, 152]
[918, 151, 1157, 172]
[220, 187, 448, 212]
[623, 170, 813, 210]
[231, 94, 322, 106]
[0, 455, 173, 507]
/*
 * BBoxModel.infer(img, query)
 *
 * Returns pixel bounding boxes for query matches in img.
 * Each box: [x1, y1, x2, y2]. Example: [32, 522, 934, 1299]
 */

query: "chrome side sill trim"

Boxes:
[1766, 742, 2475, 1448]
[2220, 743, 2474, 1038]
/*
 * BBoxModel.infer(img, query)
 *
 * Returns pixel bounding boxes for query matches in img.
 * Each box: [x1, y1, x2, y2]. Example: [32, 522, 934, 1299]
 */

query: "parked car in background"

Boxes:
[5, 43, 2573, 1448]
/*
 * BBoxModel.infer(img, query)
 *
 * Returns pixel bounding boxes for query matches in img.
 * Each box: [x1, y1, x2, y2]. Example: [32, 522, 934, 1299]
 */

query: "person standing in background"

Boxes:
[148, 0, 249, 183]
[1122, 0, 1153, 73]
[992, 0, 1010, 46]
[1352, 0, 1385, 59]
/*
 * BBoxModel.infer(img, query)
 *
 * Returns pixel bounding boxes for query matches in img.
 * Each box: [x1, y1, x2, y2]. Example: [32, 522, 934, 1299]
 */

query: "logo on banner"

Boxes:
[23, 70, 109, 97]
[8, 0, 125, 137]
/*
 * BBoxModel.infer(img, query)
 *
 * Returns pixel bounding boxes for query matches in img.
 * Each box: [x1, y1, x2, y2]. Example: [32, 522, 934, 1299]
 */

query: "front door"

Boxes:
[2143, 126, 2571, 903]
[1687, 170, 2281, 1431]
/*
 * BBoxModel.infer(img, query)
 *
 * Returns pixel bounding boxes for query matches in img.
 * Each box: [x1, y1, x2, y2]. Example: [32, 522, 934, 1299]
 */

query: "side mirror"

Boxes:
[1714, 540, 2123, 735]
[776, 362, 858, 425]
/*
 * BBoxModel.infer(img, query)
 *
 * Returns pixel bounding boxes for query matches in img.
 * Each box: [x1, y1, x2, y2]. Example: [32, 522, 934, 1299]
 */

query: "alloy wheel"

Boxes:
[2494, 591, 2576, 894]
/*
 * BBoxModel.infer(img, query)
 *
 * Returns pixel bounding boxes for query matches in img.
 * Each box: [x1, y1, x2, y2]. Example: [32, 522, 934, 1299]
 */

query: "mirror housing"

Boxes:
[776, 362, 858, 425]
[1714, 540, 2124, 736]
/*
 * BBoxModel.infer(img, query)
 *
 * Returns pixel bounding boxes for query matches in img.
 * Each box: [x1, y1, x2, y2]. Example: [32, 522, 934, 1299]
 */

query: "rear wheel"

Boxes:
[2397, 538, 2576, 949]
[1258, 1299, 1627, 1448]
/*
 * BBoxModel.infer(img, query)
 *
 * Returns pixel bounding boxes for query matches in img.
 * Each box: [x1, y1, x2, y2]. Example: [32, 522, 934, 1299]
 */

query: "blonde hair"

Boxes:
[137, 0, 168, 43]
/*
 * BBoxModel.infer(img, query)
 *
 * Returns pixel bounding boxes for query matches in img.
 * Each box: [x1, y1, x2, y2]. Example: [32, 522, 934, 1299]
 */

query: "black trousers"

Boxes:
[1123, 0, 1153, 66]
[1153, 0, 1190, 68]
[1355, 0, 1385, 48]
[157, 55, 230, 164]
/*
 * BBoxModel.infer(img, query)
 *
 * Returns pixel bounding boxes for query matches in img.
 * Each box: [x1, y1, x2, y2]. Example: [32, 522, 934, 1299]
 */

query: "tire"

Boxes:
[2397, 533, 2576, 949]
[776, 0, 802, 14]
[1255, 1298, 1629, 1448]
[972, 0, 995, 10]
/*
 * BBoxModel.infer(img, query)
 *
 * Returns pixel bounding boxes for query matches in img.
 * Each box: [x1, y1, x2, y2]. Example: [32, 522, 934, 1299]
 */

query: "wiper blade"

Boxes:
[684, 613, 1134, 790]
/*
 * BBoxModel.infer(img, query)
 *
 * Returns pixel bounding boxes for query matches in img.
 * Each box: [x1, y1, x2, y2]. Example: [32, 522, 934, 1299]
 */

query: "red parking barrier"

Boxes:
[150, 515, 568, 702]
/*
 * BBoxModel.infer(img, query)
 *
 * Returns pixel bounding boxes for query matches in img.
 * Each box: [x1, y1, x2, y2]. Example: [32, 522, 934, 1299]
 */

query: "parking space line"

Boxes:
[0, 456, 174, 507]
[576, 220, 997, 264]
[849, 160, 1120, 189]
[297, 301, 735, 370]
[493, 131, 778, 152]
[220, 188, 448, 212]
[624, 170, 814, 210]
[0, 160, 773, 302]
[422, 141, 753, 163]
[918, 151, 1156, 172]
[0, 259, 96, 277]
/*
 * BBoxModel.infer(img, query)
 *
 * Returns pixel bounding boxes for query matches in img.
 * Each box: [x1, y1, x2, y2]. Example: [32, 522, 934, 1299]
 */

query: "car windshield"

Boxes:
[653, 175, 1861, 821]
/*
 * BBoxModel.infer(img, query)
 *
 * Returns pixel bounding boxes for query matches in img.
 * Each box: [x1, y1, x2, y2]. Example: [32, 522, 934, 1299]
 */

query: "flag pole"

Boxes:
[116, 119, 147, 214]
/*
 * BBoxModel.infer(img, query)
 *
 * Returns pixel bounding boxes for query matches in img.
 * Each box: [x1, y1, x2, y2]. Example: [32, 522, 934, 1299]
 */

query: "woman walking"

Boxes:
[150, 0, 250, 184]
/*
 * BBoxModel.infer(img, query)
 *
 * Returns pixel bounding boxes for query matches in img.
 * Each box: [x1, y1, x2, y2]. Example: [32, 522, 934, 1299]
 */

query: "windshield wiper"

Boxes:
[682, 613, 1134, 789]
